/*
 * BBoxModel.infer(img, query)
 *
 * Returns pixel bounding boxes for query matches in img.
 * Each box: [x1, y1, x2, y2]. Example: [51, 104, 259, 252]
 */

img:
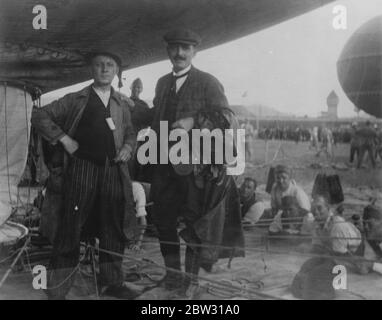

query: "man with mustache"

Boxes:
[138, 29, 234, 298]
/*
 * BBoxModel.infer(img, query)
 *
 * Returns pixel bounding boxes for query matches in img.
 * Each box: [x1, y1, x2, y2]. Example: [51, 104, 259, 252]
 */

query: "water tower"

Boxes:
[326, 90, 339, 119]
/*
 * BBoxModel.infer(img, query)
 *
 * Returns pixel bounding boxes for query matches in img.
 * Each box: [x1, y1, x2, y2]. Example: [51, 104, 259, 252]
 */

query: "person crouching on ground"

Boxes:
[270, 164, 311, 217]
[311, 196, 362, 256]
[269, 196, 315, 236]
[355, 205, 382, 275]
[240, 177, 266, 226]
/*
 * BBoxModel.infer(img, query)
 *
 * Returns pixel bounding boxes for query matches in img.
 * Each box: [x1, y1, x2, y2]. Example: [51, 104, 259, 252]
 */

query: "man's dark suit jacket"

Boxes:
[151, 66, 229, 131]
[136, 66, 229, 133]
[144, 65, 245, 261]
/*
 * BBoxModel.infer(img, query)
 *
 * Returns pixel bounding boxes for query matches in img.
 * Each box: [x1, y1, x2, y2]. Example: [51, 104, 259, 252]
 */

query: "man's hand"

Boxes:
[172, 117, 194, 132]
[114, 145, 132, 162]
[129, 244, 143, 252]
[285, 228, 300, 235]
[59, 134, 79, 155]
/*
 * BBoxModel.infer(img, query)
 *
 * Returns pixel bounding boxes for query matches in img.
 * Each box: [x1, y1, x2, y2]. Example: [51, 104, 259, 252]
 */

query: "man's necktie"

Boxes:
[170, 71, 190, 93]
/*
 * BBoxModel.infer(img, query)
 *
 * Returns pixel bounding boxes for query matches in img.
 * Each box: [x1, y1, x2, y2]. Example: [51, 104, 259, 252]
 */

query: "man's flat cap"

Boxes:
[86, 51, 122, 67]
[163, 29, 201, 46]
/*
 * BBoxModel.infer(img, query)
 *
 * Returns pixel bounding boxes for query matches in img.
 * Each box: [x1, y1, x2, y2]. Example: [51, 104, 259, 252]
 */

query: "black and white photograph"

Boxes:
[0, 0, 381, 304]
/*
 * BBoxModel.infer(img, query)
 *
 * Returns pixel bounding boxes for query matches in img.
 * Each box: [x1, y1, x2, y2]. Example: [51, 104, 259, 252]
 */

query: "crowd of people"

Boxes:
[254, 124, 355, 144]
[257, 125, 312, 142]
[251, 121, 381, 146]
[241, 119, 382, 167]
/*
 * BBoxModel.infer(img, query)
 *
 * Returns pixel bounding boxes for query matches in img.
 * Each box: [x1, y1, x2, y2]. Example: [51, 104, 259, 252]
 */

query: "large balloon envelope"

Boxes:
[337, 16, 382, 118]
[0, 0, 335, 94]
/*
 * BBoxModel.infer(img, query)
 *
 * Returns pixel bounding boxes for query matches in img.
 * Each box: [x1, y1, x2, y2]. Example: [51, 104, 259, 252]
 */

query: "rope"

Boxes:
[23, 87, 30, 147]
[91, 245, 283, 300]
[139, 238, 381, 265]
[0, 236, 31, 289]
[44, 263, 81, 291]
[4, 229, 376, 298]
[0, 247, 21, 265]
[23, 87, 32, 209]
[4, 239, 83, 293]
[140, 220, 382, 242]
[90, 245, 99, 299]
[3, 83, 13, 203]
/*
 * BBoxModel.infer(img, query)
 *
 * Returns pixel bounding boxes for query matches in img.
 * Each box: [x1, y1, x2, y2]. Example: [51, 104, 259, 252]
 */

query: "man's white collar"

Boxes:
[173, 65, 192, 77]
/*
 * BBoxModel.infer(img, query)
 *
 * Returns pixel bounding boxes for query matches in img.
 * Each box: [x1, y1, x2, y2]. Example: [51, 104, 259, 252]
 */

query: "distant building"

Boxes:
[320, 90, 338, 119]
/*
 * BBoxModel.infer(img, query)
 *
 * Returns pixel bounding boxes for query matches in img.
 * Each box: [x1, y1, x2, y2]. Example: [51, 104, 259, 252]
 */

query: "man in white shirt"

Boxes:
[311, 198, 382, 276]
[270, 164, 311, 216]
[311, 196, 362, 255]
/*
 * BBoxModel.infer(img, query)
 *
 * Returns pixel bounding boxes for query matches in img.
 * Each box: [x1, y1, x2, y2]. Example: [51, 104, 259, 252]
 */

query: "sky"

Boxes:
[43, 0, 382, 118]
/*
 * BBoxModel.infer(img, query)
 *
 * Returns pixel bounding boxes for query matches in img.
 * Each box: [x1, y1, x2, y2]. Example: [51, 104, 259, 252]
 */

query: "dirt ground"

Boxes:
[1, 139, 381, 300]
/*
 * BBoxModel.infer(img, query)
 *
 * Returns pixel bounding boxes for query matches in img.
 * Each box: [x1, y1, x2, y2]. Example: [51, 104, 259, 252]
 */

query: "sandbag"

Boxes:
[326, 175, 344, 204]
[291, 257, 337, 300]
[312, 173, 344, 204]
[312, 173, 330, 202]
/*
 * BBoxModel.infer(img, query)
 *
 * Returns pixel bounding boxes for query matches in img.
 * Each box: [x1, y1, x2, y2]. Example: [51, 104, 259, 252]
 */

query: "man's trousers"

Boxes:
[151, 165, 203, 288]
[357, 144, 376, 168]
[47, 157, 125, 299]
[350, 144, 359, 163]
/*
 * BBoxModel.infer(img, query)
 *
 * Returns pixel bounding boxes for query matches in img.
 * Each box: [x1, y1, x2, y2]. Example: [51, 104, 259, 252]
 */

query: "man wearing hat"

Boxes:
[139, 28, 233, 297]
[32, 51, 136, 299]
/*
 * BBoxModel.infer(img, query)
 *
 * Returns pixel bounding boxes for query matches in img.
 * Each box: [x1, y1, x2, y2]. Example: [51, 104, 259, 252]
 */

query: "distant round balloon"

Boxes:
[337, 16, 382, 118]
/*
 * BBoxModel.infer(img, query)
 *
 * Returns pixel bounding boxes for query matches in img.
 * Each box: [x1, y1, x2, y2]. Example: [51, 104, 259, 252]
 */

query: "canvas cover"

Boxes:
[0, 85, 32, 225]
